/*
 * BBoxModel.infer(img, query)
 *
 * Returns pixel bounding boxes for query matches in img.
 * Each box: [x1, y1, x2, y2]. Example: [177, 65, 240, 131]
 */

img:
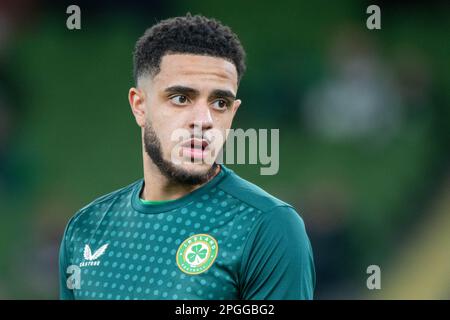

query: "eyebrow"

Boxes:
[164, 85, 236, 100]
[164, 85, 200, 99]
[209, 89, 236, 101]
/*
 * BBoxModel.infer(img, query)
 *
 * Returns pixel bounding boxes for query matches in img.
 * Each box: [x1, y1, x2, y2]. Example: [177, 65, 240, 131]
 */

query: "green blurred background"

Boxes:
[0, 0, 449, 299]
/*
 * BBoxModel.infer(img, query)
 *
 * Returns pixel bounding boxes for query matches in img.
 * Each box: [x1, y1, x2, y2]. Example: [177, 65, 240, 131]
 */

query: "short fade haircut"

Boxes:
[133, 13, 246, 85]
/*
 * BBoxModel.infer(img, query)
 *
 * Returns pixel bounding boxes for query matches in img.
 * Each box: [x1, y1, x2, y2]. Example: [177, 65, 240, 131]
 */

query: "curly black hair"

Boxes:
[133, 13, 246, 85]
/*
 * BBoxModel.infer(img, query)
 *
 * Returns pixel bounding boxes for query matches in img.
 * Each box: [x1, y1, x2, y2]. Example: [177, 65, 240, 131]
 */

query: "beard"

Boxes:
[143, 121, 218, 186]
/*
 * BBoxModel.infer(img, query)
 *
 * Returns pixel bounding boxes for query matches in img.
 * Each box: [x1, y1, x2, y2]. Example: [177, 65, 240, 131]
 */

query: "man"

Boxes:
[59, 13, 315, 300]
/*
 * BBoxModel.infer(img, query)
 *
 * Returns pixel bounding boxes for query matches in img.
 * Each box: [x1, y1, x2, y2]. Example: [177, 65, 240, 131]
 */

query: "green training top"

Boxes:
[59, 165, 315, 300]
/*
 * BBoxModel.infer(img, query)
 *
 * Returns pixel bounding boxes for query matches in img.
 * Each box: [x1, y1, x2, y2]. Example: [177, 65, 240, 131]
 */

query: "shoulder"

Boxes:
[218, 167, 309, 243]
[245, 205, 310, 252]
[63, 179, 142, 236]
[218, 166, 293, 214]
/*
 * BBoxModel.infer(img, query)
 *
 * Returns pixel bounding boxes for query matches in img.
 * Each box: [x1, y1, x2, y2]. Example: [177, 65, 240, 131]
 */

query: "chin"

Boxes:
[178, 161, 215, 174]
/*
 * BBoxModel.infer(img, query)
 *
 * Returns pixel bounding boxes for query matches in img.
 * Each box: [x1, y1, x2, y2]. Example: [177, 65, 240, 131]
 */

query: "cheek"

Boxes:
[215, 114, 234, 132]
[210, 114, 231, 140]
[146, 103, 171, 141]
[155, 124, 175, 149]
[151, 120, 185, 157]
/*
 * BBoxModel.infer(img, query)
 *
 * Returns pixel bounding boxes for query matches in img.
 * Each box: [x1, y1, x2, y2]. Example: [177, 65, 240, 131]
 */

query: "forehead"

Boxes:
[151, 54, 238, 91]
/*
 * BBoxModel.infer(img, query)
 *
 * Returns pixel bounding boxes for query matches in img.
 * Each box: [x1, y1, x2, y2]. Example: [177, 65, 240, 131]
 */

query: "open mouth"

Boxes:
[180, 138, 210, 160]
[182, 138, 209, 151]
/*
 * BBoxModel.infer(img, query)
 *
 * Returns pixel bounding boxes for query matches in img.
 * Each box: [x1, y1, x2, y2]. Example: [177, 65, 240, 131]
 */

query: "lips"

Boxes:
[180, 138, 210, 160]
[181, 138, 209, 151]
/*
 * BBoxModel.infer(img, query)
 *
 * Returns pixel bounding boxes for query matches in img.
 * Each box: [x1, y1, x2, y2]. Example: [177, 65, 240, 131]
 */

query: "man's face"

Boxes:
[129, 54, 241, 184]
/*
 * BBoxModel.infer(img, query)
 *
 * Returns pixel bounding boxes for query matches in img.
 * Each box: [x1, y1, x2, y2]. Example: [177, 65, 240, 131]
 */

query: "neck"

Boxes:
[141, 154, 219, 202]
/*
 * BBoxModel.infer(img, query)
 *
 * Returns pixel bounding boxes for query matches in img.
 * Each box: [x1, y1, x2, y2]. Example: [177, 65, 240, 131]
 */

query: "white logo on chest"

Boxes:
[80, 244, 108, 267]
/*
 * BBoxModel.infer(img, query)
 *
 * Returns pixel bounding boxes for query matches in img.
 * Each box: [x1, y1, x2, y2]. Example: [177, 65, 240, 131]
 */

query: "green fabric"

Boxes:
[59, 165, 315, 300]
[139, 197, 176, 205]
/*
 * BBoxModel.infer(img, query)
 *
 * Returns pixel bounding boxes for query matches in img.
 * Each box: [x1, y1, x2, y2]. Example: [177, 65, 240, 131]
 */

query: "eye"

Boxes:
[170, 95, 190, 106]
[212, 99, 230, 111]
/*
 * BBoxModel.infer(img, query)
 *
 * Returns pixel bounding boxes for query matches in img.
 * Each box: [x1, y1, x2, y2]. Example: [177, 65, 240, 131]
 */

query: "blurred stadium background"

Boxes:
[0, 0, 449, 299]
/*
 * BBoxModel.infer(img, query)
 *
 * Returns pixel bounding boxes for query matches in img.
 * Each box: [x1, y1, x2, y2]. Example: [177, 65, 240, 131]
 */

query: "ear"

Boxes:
[128, 87, 146, 128]
[232, 99, 242, 116]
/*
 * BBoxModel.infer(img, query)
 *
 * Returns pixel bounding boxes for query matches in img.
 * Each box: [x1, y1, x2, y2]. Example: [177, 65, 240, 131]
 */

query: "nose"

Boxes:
[189, 102, 213, 133]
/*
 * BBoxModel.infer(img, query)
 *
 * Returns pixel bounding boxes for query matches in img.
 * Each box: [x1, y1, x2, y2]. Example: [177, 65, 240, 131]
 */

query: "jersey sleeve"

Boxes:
[238, 205, 315, 300]
[59, 220, 75, 300]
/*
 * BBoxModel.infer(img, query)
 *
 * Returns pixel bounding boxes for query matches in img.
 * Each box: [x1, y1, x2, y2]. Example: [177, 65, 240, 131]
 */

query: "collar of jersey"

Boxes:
[131, 164, 230, 214]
